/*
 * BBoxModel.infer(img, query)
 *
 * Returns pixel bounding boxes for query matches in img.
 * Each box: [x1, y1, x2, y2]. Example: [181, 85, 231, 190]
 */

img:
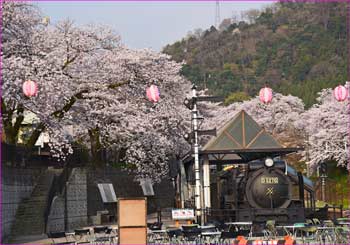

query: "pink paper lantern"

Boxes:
[146, 85, 160, 103]
[22, 80, 38, 97]
[334, 85, 348, 102]
[259, 86, 273, 104]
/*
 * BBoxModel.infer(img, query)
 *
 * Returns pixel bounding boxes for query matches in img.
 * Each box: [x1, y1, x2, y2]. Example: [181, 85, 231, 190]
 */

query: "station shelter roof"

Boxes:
[200, 110, 300, 163]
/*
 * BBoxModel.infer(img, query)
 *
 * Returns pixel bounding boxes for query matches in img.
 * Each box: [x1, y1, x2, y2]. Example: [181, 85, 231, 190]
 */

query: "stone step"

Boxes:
[11, 223, 45, 231]
[16, 208, 46, 214]
[9, 171, 55, 239]
[17, 203, 47, 209]
[16, 215, 42, 222]
[12, 227, 45, 234]
[12, 227, 45, 232]
[9, 234, 48, 244]
[14, 218, 44, 223]
[12, 227, 45, 233]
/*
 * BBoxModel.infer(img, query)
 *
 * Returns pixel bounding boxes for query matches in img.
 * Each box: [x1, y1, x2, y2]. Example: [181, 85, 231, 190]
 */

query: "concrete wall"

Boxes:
[47, 168, 88, 232]
[87, 167, 175, 220]
[47, 167, 175, 232]
[1, 167, 42, 241]
[46, 196, 65, 232]
[67, 168, 88, 231]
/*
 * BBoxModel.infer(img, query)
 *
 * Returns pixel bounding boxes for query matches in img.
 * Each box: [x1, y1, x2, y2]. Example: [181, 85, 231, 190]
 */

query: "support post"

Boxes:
[64, 181, 68, 232]
[321, 175, 326, 202]
[203, 155, 211, 223]
[192, 86, 202, 225]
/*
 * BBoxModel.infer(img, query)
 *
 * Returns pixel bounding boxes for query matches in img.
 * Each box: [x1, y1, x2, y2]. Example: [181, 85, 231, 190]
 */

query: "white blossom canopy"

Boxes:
[295, 89, 349, 170]
[2, 2, 191, 182]
[201, 93, 305, 145]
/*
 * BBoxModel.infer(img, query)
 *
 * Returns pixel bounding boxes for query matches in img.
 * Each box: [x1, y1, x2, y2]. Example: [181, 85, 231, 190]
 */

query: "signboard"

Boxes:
[118, 198, 147, 244]
[172, 208, 195, 220]
[118, 198, 146, 227]
[97, 183, 117, 203]
[139, 178, 154, 196]
[119, 227, 147, 244]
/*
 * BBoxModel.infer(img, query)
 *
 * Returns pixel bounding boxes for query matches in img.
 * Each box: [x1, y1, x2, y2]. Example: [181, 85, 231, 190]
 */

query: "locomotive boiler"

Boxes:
[216, 158, 315, 224]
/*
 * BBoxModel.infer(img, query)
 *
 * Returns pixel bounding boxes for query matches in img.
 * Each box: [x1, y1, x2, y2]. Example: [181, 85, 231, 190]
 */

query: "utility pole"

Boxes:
[215, 1, 221, 28]
[184, 85, 221, 224]
[191, 86, 202, 224]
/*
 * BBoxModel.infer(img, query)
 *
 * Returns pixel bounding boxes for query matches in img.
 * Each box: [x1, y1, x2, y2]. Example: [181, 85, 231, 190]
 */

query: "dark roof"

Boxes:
[204, 110, 281, 151]
[199, 110, 301, 163]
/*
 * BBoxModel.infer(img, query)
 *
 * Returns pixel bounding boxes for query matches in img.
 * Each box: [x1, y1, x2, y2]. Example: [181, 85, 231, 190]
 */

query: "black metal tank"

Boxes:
[245, 167, 292, 209]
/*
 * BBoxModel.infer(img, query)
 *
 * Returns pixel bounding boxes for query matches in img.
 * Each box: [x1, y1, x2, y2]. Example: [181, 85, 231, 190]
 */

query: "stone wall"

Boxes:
[46, 196, 65, 232]
[48, 167, 175, 231]
[87, 167, 175, 221]
[67, 168, 88, 231]
[1, 167, 43, 242]
[47, 168, 88, 232]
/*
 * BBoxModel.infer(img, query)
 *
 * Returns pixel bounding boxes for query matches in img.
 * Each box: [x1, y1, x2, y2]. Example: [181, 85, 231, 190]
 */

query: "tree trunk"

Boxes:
[26, 123, 45, 147]
[88, 128, 103, 167]
[2, 102, 24, 145]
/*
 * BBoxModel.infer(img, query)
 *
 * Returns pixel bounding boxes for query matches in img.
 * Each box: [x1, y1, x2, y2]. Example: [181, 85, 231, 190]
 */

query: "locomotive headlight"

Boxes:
[265, 158, 274, 167]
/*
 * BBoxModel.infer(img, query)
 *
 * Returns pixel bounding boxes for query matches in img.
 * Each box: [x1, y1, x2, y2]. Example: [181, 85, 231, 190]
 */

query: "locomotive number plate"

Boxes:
[261, 176, 279, 184]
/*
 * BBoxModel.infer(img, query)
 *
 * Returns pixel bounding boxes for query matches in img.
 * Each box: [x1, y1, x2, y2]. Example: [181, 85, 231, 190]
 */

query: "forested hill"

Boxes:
[163, 2, 347, 107]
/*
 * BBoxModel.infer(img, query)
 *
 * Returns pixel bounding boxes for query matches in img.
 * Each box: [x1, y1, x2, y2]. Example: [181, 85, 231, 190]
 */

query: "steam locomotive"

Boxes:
[215, 158, 315, 224]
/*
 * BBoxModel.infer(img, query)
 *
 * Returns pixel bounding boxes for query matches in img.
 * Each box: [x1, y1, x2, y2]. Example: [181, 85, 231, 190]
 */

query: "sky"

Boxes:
[35, 1, 273, 51]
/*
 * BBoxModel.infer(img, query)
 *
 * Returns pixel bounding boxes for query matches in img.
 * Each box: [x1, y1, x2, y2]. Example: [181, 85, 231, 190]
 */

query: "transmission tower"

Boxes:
[215, 1, 221, 28]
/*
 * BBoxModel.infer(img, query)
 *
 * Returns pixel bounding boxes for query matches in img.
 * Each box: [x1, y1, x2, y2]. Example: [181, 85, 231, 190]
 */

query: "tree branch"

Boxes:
[26, 122, 45, 147]
[13, 106, 24, 137]
[52, 89, 87, 118]
[62, 55, 78, 70]
[108, 80, 130, 89]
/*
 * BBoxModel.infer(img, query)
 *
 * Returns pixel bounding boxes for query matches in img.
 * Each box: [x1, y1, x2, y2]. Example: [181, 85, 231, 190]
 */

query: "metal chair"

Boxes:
[147, 222, 163, 231]
[182, 226, 201, 242]
[166, 228, 183, 244]
[47, 231, 73, 244]
[74, 228, 91, 244]
[92, 226, 111, 244]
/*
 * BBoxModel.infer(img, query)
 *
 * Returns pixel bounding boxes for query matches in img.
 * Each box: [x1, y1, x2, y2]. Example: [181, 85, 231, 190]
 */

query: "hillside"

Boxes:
[163, 2, 347, 107]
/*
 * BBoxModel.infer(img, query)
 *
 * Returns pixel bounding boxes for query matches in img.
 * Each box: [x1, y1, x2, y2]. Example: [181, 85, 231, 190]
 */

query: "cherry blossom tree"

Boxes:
[2, 2, 192, 181]
[2, 1, 43, 144]
[70, 48, 192, 180]
[201, 92, 305, 147]
[295, 89, 349, 170]
[2, 2, 121, 148]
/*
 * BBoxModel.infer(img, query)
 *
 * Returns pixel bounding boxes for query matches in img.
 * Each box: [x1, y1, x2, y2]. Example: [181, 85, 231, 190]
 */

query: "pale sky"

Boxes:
[35, 1, 273, 51]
